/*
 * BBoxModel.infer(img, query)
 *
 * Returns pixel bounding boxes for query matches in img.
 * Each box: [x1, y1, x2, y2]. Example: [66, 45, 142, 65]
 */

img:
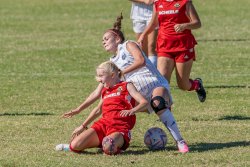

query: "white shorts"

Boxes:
[132, 19, 151, 34]
[132, 19, 159, 34]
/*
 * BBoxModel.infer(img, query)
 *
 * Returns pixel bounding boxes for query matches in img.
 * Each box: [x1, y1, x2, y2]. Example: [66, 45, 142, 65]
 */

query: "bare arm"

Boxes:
[129, 0, 154, 5]
[81, 100, 102, 127]
[174, 1, 201, 32]
[122, 41, 146, 75]
[70, 100, 102, 141]
[62, 83, 103, 118]
[137, 4, 158, 45]
[120, 83, 148, 116]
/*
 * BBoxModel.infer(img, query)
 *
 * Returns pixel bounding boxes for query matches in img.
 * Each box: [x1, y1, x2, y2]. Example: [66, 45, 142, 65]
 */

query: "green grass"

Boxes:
[0, 0, 249, 166]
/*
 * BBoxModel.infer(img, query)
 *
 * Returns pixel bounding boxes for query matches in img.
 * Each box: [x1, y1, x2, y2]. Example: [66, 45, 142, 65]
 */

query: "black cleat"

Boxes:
[195, 78, 206, 102]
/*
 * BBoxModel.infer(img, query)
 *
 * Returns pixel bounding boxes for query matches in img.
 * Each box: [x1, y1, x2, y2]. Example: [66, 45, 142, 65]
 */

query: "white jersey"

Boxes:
[130, 2, 153, 21]
[110, 41, 172, 113]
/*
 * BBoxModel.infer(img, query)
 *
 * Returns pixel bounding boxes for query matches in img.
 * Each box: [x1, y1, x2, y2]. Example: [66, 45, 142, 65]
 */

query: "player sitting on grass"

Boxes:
[56, 61, 148, 155]
[62, 13, 189, 153]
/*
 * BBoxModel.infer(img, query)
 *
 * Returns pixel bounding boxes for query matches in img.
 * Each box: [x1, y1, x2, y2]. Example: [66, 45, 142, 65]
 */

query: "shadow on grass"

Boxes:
[122, 145, 177, 155]
[219, 115, 250, 120]
[205, 85, 249, 89]
[172, 85, 249, 89]
[76, 146, 172, 155]
[190, 141, 250, 152]
[71, 141, 250, 155]
[0, 112, 54, 116]
[197, 38, 250, 42]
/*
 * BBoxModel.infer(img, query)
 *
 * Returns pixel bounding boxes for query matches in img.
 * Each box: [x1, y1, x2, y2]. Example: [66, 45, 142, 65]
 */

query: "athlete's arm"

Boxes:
[174, 1, 201, 32]
[137, 3, 158, 45]
[62, 83, 103, 118]
[81, 100, 103, 128]
[120, 82, 148, 116]
[122, 41, 145, 75]
[129, 0, 154, 5]
[71, 100, 102, 141]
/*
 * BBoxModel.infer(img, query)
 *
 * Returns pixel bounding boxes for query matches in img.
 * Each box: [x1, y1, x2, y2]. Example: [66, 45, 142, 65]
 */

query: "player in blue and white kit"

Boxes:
[63, 14, 189, 153]
[130, 0, 157, 66]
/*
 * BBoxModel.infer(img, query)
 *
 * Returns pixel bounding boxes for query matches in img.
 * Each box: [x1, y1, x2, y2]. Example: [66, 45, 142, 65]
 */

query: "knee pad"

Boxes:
[102, 137, 120, 155]
[150, 96, 168, 113]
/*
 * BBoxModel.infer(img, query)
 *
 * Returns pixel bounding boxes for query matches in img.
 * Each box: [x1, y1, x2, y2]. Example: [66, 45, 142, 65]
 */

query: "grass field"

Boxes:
[0, 0, 249, 166]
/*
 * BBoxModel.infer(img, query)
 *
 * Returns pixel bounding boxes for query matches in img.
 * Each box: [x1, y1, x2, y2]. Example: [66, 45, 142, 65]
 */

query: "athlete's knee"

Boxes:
[102, 136, 121, 155]
[151, 96, 170, 114]
[69, 142, 83, 153]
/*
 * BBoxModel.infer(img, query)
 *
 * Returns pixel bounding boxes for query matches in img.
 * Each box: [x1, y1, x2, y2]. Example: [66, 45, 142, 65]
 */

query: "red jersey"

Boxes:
[100, 81, 136, 130]
[154, 0, 197, 52]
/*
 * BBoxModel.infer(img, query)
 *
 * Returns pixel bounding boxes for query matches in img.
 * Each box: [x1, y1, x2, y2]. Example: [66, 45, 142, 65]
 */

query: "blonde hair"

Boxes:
[96, 61, 122, 79]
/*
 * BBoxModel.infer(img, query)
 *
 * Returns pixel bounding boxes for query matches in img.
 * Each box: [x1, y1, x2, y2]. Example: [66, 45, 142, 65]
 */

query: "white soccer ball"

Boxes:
[144, 127, 167, 150]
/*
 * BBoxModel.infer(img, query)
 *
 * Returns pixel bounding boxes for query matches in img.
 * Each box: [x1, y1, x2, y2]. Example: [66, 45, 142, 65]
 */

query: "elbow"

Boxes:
[143, 99, 149, 106]
[197, 21, 202, 28]
[195, 20, 202, 29]
[140, 58, 146, 67]
[144, 0, 153, 5]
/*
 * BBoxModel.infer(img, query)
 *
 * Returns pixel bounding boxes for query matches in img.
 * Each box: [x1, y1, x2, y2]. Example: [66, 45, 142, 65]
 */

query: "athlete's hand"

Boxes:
[137, 35, 144, 48]
[144, 0, 154, 5]
[61, 109, 80, 118]
[174, 24, 186, 32]
[70, 125, 88, 142]
[120, 109, 136, 117]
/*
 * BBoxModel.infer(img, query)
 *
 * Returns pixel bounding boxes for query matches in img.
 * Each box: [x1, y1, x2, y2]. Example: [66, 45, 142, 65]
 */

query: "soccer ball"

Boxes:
[144, 127, 167, 150]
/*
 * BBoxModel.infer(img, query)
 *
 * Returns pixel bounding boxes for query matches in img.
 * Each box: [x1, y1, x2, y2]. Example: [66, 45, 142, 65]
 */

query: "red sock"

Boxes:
[188, 79, 200, 91]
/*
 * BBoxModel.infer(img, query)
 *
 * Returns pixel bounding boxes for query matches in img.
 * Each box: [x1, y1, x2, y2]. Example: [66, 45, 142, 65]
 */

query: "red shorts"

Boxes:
[91, 120, 132, 151]
[158, 48, 196, 63]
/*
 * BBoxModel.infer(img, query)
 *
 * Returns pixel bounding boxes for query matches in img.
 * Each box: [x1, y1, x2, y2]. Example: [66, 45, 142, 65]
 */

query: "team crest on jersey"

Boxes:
[117, 86, 123, 94]
[122, 54, 126, 60]
[174, 3, 180, 8]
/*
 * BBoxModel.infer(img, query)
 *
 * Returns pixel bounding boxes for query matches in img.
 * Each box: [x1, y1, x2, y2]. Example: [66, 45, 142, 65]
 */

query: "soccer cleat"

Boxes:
[195, 78, 206, 102]
[55, 144, 70, 151]
[177, 140, 189, 153]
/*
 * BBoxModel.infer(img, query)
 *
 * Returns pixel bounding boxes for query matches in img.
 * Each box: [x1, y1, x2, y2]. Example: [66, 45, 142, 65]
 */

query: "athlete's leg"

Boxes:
[135, 32, 148, 56]
[151, 87, 189, 152]
[102, 132, 124, 155]
[147, 29, 158, 66]
[133, 20, 148, 56]
[157, 56, 175, 83]
[175, 59, 193, 90]
[175, 56, 206, 102]
[70, 128, 100, 152]
[151, 87, 183, 141]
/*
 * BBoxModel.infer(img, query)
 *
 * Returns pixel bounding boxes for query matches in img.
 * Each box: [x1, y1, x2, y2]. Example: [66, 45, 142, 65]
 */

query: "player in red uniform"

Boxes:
[56, 61, 148, 155]
[138, 0, 206, 102]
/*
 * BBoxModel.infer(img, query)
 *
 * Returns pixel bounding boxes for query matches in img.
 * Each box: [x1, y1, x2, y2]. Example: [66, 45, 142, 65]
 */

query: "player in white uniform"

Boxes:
[63, 14, 189, 153]
[111, 40, 169, 113]
[129, 0, 157, 66]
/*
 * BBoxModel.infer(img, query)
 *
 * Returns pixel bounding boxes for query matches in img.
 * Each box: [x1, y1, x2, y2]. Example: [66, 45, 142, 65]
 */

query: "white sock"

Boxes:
[148, 55, 157, 67]
[158, 109, 183, 142]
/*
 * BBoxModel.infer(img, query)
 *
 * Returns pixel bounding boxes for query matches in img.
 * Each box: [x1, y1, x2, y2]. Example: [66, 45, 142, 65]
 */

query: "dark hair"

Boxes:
[106, 13, 125, 43]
